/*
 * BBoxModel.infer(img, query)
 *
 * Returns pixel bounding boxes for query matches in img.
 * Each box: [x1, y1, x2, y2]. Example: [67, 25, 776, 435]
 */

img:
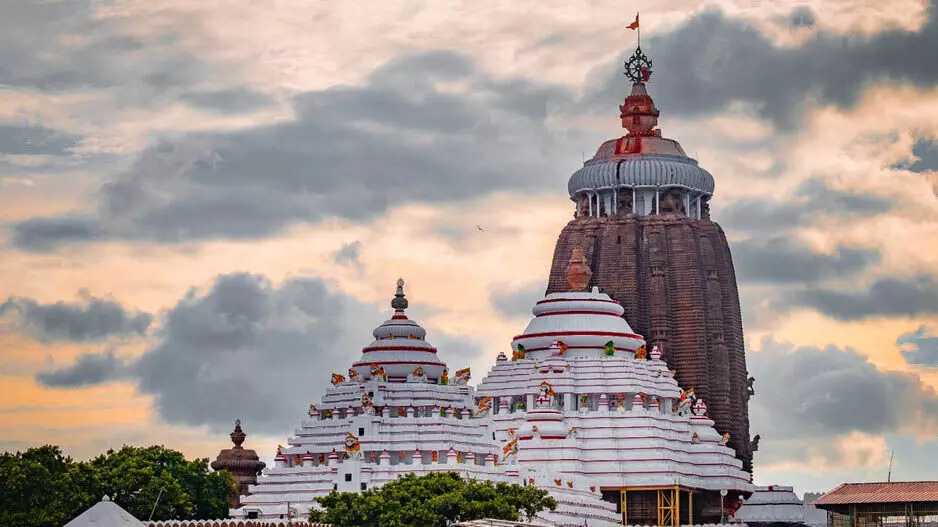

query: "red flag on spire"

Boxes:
[627, 13, 640, 30]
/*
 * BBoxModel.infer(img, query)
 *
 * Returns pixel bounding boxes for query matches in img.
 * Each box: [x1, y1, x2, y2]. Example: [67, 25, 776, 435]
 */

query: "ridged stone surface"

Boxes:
[545, 213, 753, 472]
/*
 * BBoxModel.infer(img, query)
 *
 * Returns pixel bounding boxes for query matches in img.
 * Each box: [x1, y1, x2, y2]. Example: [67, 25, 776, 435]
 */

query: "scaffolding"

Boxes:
[608, 486, 704, 526]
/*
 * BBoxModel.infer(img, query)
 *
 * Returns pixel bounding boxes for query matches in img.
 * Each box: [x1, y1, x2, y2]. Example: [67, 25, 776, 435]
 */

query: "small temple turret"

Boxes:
[211, 419, 266, 508]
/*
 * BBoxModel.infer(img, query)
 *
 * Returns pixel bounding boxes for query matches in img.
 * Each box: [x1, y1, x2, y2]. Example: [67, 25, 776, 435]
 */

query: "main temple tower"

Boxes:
[545, 45, 754, 472]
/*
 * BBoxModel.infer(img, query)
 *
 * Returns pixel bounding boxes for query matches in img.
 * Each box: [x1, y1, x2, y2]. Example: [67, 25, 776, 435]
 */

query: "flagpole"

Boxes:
[638, 13, 641, 48]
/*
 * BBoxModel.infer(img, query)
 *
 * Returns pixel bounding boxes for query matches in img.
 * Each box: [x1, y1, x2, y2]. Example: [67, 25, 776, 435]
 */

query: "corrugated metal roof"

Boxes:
[813, 482, 938, 506]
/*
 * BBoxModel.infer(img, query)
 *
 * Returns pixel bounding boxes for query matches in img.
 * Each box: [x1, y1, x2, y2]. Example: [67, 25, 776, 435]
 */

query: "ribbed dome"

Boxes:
[352, 279, 445, 382]
[568, 154, 715, 197]
[512, 287, 645, 359]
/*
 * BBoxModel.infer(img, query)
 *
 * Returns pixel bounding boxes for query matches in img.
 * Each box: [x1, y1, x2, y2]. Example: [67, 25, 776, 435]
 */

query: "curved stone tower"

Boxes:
[545, 46, 754, 473]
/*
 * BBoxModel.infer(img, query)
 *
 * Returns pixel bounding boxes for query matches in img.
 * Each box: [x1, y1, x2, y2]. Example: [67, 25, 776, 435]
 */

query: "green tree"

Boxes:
[0, 445, 235, 527]
[309, 472, 557, 527]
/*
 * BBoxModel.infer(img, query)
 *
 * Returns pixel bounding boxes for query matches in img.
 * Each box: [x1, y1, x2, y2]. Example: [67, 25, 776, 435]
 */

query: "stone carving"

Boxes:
[719, 432, 730, 446]
[330, 373, 345, 386]
[634, 344, 647, 359]
[474, 396, 494, 417]
[751, 434, 761, 452]
[617, 191, 634, 214]
[440, 368, 449, 385]
[677, 387, 696, 416]
[347, 368, 360, 382]
[747, 376, 755, 397]
[536, 381, 556, 407]
[407, 367, 427, 383]
[307, 404, 317, 418]
[344, 433, 361, 459]
[658, 188, 686, 215]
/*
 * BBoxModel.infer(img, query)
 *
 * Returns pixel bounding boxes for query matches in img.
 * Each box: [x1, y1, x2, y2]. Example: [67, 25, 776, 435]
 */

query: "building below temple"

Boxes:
[229, 258, 753, 526]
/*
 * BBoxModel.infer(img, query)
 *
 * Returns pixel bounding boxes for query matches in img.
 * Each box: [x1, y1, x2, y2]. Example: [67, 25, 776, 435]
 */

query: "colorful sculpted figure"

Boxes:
[554, 479, 562, 486]
[347, 368, 360, 381]
[440, 368, 449, 385]
[361, 392, 373, 409]
[678, 387, 696, 415]
[503, 438, 518, 457]
[507, 427, 517, 438]
[456, 451, 463, 463]
[719, 432, 731, 446]
[634, 344, 647, 359]
[536, 381, 556, 407]
[345, 432, 361, 453]
[604, 341, 616, 356]
[370, 365, 388, 382]
[567, 481, 573, 488]
[412, 366, 425, 377]
[318, 453, 325, 464]
[474, 396, 494, 417]
[615, 393, 627, 409]
[558, 340, 569, 356]
[276, 445, 283, 455]
[308, 403, 317, 418]
[399, 451, 407, 461]
[293, 454, 301, 466]
[454, 367, 471, 385]
[398, 406, 407, 417]
[431, 451, 438, 462]
[370, 451, 377, 462]
[512, 344, 526, 361]
[567, 426, 578, 438]
[529, 478, 536, 486]
[330, 373, 345, 386]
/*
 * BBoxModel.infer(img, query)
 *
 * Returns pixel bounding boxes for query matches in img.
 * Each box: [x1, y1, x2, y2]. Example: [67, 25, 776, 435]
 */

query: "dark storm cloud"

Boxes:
[897, 325, 938, 366]
[783, 274, 938, 321]
[748, 337, 938, 461]
[333, 241, 363, 267]
[490, 282, 546, 318]
[10, 51, 576, 250]
[178, 88, 275, 114]
[34, 272, 485, 434]
[0, 292, 152, 342]
[716, 178, 893, 234]
[789, 6, 817, 29]
[35, 350, 128, 388]
[0, 125, 79, 156]
[584, 0, 938, 129]
[0, 0, 225, 106]
[732, 237, 880, 284]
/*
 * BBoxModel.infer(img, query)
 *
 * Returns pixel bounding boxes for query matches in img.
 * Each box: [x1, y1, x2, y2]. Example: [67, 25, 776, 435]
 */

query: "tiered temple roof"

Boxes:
[231, 259, 753, 526]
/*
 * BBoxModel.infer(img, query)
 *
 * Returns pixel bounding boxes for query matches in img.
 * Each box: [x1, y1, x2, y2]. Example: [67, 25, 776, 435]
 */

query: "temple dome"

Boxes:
[351, 279, 446, 382]
[512, 287, 645, 360]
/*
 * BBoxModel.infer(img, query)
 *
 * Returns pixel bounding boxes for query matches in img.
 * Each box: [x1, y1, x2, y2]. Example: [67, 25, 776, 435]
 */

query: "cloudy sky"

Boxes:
[1, 0, 937, 496]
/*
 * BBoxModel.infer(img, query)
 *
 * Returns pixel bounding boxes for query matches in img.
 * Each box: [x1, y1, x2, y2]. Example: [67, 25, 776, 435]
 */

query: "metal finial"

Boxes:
[391, 278, 408, 310]
[624, 47, 653, 84]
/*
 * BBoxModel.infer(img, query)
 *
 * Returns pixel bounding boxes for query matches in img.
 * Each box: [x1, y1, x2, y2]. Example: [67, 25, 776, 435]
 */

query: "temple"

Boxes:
[230, 271, 753, 526]
[545, 44, 753, 472]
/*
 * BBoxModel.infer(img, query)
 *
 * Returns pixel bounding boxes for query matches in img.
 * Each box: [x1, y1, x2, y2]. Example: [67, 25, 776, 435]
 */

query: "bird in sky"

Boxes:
[476, 225, 485, 232]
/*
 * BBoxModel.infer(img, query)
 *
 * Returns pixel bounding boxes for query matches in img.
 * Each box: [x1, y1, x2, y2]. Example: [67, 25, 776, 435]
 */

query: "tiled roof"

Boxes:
[813, 482, 938, 506]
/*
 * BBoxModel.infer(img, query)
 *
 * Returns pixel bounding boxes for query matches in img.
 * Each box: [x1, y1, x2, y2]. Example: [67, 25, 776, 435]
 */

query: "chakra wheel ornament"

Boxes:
[624, 46, 653, 83]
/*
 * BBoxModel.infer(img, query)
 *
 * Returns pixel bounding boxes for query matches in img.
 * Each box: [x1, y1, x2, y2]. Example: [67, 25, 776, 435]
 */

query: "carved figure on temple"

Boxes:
[474, 396, 494, 417]
[330, 373, 345, 386]
[454, 367, 471, 385]
[719, 432, 730, 446]
[567, 426, 578, 438]
[308, 404, 317, 418]
[617, 191, 633, 214]
[615, 393, 627, 410]
[431, 451, 439, 463]
[747, 376, 755, 396]
[407, 366, 427, 383]
[604, 341, 616, 356]
[361, 393, 374, 413]
[678, 387, 696, 416]
[554, 478, 562, 487]
[658, 188, 686, 215]
[577, 194, 591, 218]
[440, 368, 449, 385]
[347, 368, 360, 382]
[344, 433, 361, 456]
[503, 438, 518, 459]
[370, 365, 388, 382]
[691, 432, 700, 444]
[512, 344, 527, 361]
[536, 381, 556, 407]
[751, 434, 761, 452]
[634, 344, 647, 359]
[552, 340, 569, 356]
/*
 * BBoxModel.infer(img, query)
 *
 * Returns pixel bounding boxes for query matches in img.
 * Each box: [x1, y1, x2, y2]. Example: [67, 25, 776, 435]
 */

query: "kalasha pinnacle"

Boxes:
[566, 248, 592, 291]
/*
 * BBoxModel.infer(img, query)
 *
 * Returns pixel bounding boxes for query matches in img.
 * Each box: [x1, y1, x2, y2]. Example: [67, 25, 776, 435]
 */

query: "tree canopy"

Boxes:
[0, 445, 234, 527]
[308, 472, 558, 527]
